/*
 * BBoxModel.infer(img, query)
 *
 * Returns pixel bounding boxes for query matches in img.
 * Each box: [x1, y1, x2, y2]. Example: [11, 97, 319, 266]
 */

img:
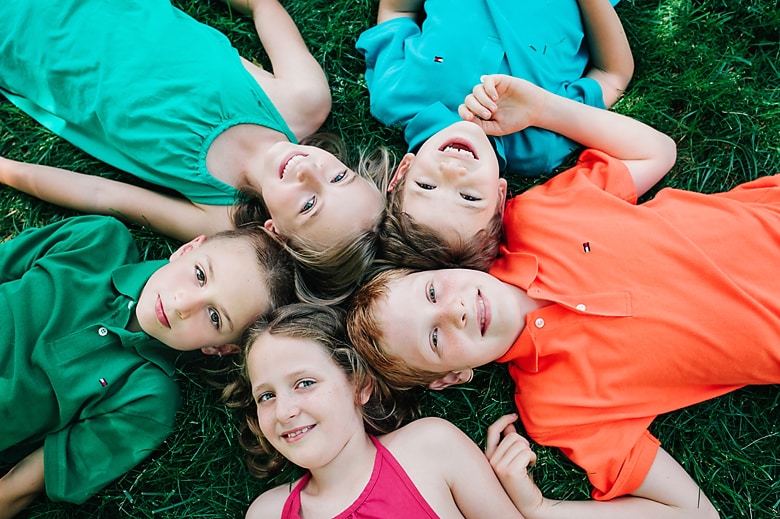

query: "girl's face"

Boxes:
[247, 333, 368, 470]
[254, 142, 385, 248]
[391, 121, 506, 245]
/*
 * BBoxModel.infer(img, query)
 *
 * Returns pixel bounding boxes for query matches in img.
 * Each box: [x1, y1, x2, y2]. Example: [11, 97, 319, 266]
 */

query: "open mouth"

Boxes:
[281, 425, 315, 442]
[439, 139, 478, 160]
[279, 153, 306, 179]
[155, 295, 170, 329]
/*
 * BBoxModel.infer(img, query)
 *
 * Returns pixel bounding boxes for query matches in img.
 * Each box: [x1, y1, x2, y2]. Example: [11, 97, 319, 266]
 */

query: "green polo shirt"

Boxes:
[0, 216, 181, 503]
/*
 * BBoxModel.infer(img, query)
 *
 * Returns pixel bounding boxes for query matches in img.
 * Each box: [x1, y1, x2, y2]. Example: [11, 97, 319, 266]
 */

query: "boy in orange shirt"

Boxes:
[348, 75, 780, 517]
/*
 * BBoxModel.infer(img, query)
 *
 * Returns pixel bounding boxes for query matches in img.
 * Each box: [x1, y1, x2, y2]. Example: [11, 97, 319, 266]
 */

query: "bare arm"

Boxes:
[0, 157, 234, 241]
[0, 447, 45, 519]
[578, 0, 634, 107]
[486, 416, 720, 519]
[459, 74, 675, 196]
[377, 0, 425, 24]
[227, 0, 330, 140]
[393, 418, 526, 518]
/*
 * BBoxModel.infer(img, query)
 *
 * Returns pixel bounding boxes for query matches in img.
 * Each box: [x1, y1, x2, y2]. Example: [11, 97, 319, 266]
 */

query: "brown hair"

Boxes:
[222, 303, 402, 478]
[209, 226, 296, 312]
[233, 134, 395, 304]
[346, 268, 453, 391]
[381, 166, 503, 272]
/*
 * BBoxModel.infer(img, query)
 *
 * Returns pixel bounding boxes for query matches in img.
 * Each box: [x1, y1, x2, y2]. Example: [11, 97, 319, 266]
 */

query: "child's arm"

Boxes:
[398, 417, 527, 518]
[0, 157, 233, 241]
[0, 447, 45, 519]
[459, 74, 676, 197]
[485, 416, 719, 519]
[376, 0, 425, 23]
[578, 0, 634, 107]
[227, 0, 330, 140]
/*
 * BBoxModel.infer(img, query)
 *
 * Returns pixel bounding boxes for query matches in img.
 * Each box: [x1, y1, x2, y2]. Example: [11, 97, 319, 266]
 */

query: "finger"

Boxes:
[480, 74, 499, 101]
[485, 414, 518, 456]
[457, 103, 476, 122]
[461, 92, 493, 121]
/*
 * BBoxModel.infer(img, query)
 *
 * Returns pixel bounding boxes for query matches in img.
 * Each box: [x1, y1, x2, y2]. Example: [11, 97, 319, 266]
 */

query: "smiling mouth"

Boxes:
[279, 153, 306, 179]
[282, 425, 315, 441]
[439, 139, 478, 160]
[155, 295, 171, 329]
[477, 290, 487, 336]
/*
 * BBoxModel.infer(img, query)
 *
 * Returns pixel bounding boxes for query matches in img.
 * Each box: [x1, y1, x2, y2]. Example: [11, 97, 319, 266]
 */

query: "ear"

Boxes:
[428, 369, 474, 390]
[263, 218, 279, 235]
[170, 235, 207, 261]
[201, 344, 241, 357]
[387, 153, 415, 193]
[357, 380, 373, 406]
[497, 178, 508, 216]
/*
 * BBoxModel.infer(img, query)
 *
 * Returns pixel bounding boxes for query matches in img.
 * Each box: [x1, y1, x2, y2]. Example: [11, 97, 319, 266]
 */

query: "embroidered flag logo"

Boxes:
[99, 378, 108, 387]
[582, 242, 591, 253]
[434, 56, 444, 63]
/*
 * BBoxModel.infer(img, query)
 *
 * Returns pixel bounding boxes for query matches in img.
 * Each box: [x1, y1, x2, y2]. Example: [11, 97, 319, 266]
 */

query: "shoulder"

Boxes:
[246, 481, 299, 519]
[381, 417, 471, 458]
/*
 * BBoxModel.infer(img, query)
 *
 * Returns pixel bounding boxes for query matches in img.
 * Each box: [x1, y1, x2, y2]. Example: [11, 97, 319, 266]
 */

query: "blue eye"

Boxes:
[296, 379, 315, 390]
[195, 266, 206, 285]
[416, 182, 435, 190]
[257, 392, 274, 403]
[427, 283, 437, 303]
[332, 170, 347, 183]
[208, 308, 221, 329]
[301, 197, 315, 213]
[431, 328, 439, 349]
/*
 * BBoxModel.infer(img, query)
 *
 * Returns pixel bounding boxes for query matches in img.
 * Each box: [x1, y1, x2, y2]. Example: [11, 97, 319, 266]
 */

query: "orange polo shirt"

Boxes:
[490, 150, 780, 500]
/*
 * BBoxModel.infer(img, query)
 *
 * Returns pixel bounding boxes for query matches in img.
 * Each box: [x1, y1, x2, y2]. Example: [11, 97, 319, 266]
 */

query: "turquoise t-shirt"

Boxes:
[357, 0, 618, 176]
[0, 0, 297, 205]
[0, 216, 182, 503]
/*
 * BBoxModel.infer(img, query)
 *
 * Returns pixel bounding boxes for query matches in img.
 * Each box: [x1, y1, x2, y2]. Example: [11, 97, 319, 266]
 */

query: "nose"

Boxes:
[174, 288, 205, 320]
[295, 160, 323, 186]
[275, 393, 300, 422]
[439, 295, 467, 329]
[439, 160, 467, 181]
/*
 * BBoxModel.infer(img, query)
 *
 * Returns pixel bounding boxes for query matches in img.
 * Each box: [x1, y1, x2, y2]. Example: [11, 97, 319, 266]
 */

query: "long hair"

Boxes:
[233, 134, 396, 304]
[222, 303, 404, 478]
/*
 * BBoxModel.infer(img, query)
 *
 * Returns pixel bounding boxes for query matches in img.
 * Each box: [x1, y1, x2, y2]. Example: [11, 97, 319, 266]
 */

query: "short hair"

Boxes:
[233, 134, 396, 304]
[377, 210, 503, 272]
[222, 303, 401, 478]
[346, 268, 453, 391]
[382, 165, 503, 272]
[208, 227, 295, 312]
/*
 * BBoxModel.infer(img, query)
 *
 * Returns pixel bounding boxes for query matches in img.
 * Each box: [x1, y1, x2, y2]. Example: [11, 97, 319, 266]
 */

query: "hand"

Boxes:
[485, 414, 545, 514]
[458, 75, 548, 137]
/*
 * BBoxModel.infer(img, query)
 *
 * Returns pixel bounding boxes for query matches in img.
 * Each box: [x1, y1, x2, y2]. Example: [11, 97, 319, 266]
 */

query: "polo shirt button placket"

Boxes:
[98, 326, 108, 337]
[534, 317, 545, 328]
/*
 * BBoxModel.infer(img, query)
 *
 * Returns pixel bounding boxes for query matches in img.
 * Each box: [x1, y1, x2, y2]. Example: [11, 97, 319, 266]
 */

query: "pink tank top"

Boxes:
[281, 435, 440, 518]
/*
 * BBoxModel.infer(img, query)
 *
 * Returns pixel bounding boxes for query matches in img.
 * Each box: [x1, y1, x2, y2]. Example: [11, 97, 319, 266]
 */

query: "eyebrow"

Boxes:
[206, 254, 234, 333]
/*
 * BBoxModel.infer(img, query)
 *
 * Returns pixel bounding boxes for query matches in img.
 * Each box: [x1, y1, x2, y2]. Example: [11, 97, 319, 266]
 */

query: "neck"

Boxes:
[206, 124, 288, 190]
[302, 433, 376, 509]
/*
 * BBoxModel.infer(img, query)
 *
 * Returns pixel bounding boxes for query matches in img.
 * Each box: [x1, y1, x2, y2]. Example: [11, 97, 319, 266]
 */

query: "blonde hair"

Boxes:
[222, 303, 402, 478]
[346, 268, 453, 391]
[233, 135, 396, 304]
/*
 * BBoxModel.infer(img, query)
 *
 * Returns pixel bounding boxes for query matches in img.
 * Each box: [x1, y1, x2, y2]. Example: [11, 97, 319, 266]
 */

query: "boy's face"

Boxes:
[136, 236, 269, 352]
[374, 269, 525, 375]
[391, 121, 507, 244]
[256, 142, 385, 248]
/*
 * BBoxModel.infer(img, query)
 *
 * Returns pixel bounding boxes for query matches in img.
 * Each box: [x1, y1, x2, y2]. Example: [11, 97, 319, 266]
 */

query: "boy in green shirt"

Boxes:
[0, 215, 294, 517]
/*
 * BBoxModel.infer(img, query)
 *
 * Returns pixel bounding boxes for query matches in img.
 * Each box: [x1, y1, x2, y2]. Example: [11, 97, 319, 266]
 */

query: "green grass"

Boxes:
[2, 0, 779, 517]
